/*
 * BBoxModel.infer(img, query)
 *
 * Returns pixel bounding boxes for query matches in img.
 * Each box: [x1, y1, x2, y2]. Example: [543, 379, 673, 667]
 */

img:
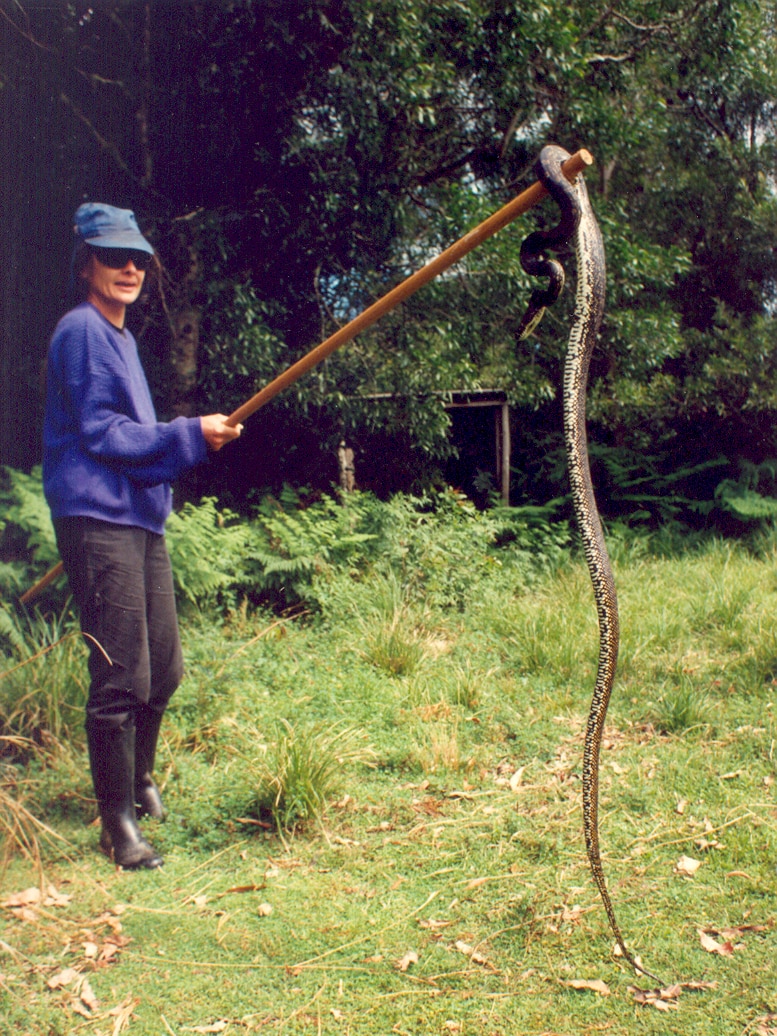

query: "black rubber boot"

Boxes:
[87, 713, 163, 870]
[134, 704, 166, 820]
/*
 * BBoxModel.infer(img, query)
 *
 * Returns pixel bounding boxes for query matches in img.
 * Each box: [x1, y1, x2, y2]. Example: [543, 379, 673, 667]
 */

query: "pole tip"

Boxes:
[561, 148, 595, 184]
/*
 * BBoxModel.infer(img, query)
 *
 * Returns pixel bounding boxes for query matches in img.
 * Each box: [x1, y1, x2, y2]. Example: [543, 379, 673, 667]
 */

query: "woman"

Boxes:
[43, 203, 242, 869]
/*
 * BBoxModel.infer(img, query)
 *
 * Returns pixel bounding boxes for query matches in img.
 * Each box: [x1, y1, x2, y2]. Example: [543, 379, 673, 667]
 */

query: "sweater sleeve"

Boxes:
[85, 409, 207, 487]
[62, 311, 208, 487]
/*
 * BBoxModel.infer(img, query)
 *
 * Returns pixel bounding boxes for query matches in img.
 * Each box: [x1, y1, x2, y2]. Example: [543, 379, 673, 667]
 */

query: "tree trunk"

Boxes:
[169, 307, 200, 417]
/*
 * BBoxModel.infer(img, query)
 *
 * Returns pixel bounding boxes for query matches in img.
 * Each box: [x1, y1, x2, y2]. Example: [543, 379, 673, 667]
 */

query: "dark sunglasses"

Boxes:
[90, 246, 154, 271]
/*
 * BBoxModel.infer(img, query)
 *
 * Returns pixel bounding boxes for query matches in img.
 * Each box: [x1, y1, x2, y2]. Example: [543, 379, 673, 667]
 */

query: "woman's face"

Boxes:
[82, 249, 147, 321]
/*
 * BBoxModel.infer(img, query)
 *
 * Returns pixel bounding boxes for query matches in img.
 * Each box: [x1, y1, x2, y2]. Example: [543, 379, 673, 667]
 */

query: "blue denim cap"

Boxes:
[73, 202, 154, 254]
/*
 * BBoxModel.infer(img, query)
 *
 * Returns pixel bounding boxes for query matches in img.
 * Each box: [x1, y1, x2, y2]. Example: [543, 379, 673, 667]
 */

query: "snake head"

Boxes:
[516, 259, 565, 340]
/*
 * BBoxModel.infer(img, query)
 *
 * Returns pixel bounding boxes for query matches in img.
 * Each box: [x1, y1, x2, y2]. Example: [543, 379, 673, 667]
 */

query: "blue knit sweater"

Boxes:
[43, 302, 207, 535]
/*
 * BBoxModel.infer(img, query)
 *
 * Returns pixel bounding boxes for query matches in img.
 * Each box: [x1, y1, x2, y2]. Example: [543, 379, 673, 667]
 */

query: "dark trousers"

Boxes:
[54, 517, 183, 728]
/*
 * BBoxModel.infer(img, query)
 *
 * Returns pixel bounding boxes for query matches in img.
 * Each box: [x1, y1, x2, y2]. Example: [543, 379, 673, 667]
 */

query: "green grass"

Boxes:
[1, 535, 777, 1034]
[0, 605, 89, 753]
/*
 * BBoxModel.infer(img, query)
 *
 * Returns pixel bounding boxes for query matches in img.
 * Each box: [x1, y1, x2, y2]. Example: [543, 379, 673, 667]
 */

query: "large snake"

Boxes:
[519, 145, 662, 984]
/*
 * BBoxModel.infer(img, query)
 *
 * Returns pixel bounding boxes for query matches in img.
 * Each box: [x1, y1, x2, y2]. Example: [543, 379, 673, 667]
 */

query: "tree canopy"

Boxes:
[1, 0, 776, 523]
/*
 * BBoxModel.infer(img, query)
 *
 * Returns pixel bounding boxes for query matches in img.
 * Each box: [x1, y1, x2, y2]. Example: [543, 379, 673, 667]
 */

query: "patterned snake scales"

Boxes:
[519, 145, 662, 985]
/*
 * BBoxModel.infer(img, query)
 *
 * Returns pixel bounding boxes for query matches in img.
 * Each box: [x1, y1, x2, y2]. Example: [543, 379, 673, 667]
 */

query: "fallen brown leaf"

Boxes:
[99, 939, 125, 963]
[675, 855, 702, 876]
[659, 983, 683, 998]
[79, 977, 99, 1011]
[10, 907, 38, 923]
[3, 888, 42, 921]
[453, 939, 490, 967]
[331, 835, 360, 846]
[412, 797, 445, 816]
[629, 985, 681, 1011]
[47, 967, 79, 990]
[694, 837, 725, 851]
[698, 930, 735, 956]
[561, 904, 584, 924]
[44, 885, 72, 907]
[93, 932, 131, 965]
[562, 978, 611, 996]
[395, 950, 419, 972]
[97, 909, 125, 934]
[645, 998, 678, 1011]
[3, 887, 41, 909]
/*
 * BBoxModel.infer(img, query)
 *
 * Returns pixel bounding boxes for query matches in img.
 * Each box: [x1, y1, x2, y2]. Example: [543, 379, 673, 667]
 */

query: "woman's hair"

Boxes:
[70, 241, 94, 302]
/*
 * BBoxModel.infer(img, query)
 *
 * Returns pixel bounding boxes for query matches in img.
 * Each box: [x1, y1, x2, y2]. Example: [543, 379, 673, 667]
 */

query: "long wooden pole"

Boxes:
[226, 148, 592, 427]
[20, 148, 592, 606]
[19, 559, 64, 605]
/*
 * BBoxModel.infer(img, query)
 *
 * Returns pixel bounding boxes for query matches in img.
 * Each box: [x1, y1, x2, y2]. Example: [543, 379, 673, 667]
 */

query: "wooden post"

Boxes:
[337, 440, 355, 492]
[500, 401, 511, 506]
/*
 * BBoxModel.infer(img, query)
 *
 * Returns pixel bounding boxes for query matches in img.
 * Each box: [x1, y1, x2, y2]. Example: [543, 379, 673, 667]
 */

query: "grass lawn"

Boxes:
[2, 535, 776, 1034]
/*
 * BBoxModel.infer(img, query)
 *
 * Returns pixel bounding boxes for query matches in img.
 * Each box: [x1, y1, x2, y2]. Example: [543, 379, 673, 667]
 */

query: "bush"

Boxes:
[239, 720, 375, 833]
[243, 486, 569, 617]
[0, 464, 579, 624]
[242, 486, 378, 610]
[166, 496, 253, 608]
[0, 466, 60, 600]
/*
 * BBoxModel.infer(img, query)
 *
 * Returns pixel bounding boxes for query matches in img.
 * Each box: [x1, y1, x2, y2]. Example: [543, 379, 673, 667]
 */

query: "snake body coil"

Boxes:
[521, 146, 661, 984]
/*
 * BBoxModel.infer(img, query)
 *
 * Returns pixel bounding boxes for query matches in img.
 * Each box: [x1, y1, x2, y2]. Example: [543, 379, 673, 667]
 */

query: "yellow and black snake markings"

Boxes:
[522, 146, 662, 984]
